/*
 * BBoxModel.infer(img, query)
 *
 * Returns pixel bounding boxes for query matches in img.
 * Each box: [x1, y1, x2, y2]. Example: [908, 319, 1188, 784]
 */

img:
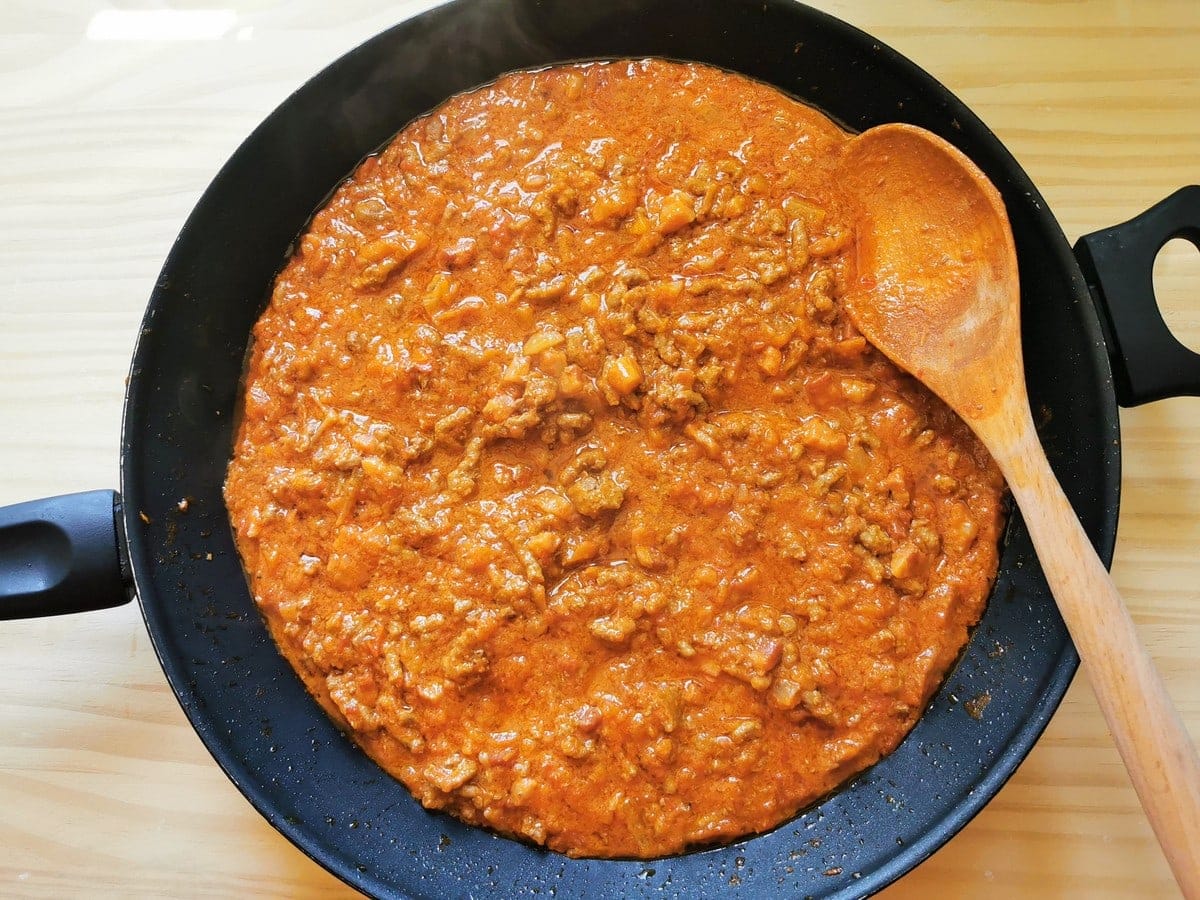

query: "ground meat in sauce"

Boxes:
[224, 59, 1006, 859]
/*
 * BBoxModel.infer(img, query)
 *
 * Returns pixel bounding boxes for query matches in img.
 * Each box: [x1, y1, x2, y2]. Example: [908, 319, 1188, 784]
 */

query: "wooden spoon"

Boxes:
[837, 123, 1200, 895]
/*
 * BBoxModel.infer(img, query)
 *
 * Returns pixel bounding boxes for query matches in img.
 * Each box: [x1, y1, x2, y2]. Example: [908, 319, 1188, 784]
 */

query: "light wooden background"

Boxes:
[1, 1, 1197, 897]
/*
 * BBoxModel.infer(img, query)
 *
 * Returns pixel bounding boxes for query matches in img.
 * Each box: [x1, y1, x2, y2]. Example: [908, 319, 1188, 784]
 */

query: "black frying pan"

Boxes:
[4, 1, 1199, 896]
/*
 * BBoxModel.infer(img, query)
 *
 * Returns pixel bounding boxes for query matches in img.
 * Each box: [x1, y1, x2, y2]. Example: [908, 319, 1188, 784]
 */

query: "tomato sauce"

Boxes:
[225, 59, 1005, 858]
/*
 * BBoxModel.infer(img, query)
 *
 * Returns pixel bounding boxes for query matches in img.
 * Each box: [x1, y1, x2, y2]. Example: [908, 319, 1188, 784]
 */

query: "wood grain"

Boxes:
[1, 1, 1197, 897]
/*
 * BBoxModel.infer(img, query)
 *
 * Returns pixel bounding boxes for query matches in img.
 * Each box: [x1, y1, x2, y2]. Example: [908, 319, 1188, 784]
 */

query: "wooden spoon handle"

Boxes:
[1001, 417, 1200, 896]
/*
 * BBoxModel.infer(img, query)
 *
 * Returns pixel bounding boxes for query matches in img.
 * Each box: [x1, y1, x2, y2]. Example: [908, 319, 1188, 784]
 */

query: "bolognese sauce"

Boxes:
[225, 59, 1005, 858]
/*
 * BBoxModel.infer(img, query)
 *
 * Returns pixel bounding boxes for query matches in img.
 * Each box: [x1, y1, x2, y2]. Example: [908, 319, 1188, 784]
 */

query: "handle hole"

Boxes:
[1152, 237, 1200, 353]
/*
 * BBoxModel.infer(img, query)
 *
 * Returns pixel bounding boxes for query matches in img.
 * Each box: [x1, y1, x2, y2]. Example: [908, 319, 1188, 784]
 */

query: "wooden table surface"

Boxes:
[2, 1, 1198, 897]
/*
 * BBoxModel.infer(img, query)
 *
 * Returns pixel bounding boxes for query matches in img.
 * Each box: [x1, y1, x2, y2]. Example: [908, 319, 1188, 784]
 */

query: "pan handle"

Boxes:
[1074, 185, 1200, 407]
[0, 490, 133, 620]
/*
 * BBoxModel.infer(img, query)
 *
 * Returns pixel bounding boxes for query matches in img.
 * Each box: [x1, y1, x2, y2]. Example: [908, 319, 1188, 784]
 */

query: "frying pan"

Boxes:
[3, 0, 1199, 896]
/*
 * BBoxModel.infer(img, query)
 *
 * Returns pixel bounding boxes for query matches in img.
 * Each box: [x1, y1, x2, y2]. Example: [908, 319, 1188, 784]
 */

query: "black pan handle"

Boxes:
[0, 490, 133, 620]
[1074, 185, 1200, 407]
